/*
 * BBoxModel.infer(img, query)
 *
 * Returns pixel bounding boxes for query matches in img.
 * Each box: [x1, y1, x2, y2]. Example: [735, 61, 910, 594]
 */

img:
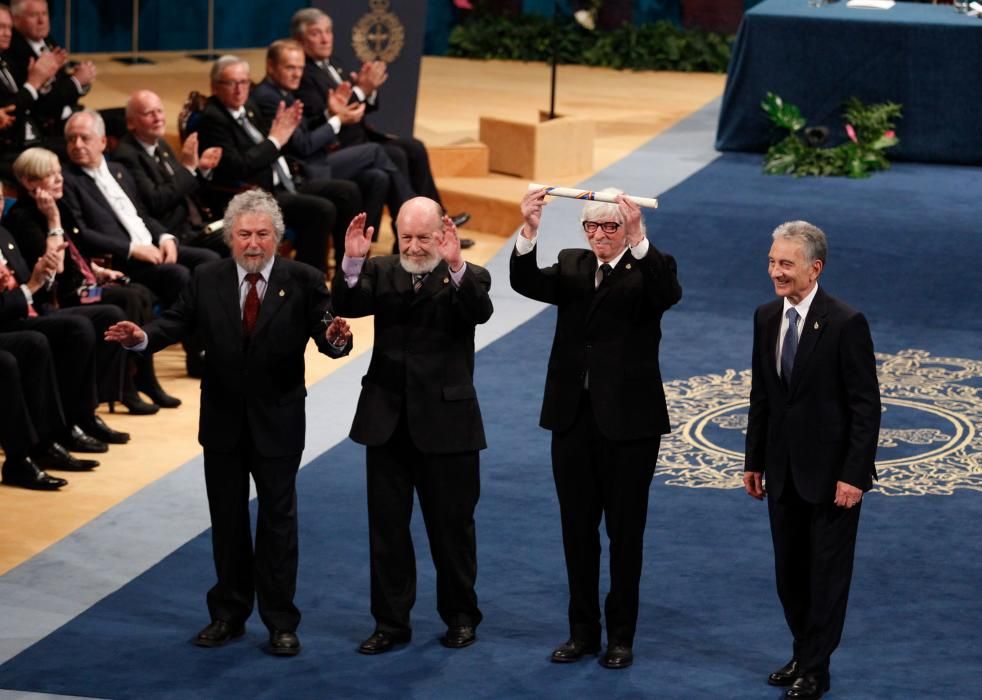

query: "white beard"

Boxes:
[399, 252, 440, 275]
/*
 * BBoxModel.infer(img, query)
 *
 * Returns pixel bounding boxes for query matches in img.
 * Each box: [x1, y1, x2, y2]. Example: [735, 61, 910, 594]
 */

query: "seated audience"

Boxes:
[253, 39, 414, 257]
[5, 146, 179, 413]
[113, 90, 228, 257]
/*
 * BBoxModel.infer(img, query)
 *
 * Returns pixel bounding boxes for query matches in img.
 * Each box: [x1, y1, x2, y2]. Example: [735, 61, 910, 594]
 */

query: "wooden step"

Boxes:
[428, 142, 490, 178]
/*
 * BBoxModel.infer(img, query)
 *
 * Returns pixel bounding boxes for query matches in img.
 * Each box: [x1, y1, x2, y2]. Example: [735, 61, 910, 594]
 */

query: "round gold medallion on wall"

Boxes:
[352, 0, 406, 64]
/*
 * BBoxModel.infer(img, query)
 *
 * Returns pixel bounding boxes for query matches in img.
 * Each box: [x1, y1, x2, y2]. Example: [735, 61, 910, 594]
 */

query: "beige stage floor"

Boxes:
[0, 53, 724, 574]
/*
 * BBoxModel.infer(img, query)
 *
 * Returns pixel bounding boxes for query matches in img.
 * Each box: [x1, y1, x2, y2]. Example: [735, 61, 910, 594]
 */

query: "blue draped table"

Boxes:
[715, 0, 982, 164]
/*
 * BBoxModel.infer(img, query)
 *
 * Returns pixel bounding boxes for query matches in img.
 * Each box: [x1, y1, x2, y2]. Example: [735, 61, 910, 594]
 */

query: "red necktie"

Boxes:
[65, 236, 98, 286]
[242, 272, 261, 337]
[1, 260, 38, 317]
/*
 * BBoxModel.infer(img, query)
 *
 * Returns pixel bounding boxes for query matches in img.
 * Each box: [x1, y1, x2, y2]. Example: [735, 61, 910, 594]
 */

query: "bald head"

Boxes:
[396, 197, 445, 275]
[125, 90, 167, 144]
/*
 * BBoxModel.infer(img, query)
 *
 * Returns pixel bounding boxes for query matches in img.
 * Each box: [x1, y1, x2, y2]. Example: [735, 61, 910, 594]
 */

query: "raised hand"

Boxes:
[179, 132, 200, 169]
[199, 146, 222, 170]
[352, 61, 388, 93]
[71, 60, 97, 87]
[343, 212, 374, 258]
[337, 101, 365, 125]
[269, 100, 302, 144]
[327, 81, 354, 114]
[616, 194, 644, 247]
[520, 187, 548, 239]
[104, 320, 147, 348]
[437, 215, 464, 271]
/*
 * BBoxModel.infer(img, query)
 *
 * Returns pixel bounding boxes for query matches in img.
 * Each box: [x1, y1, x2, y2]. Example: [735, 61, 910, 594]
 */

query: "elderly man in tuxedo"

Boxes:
[60, 109, 219, 309]
[252, 39, 415, 256]
[333, 197, 491, 655]
[5, 0, 95, 141]
[196, 54, 361, 273]
[510, 187, 682, 670]
[112, 89, 228, 256]
[744, 221, 880, 700]
[290, 8, 470, 239]
[106, 189, 352, 656]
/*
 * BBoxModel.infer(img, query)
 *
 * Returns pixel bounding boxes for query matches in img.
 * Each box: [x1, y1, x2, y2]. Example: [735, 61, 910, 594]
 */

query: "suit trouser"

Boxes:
[0, 331, 63, 457]
[768, 477, 862, 675]
[203, 431, 302, 633]
[366, 416, 482, 636]
[382, 137, 441, 206]
[551, 391, 659, 647]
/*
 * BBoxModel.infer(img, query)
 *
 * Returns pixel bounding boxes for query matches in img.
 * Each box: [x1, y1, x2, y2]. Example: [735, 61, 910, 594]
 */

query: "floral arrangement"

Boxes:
[761, 92, 902, 178]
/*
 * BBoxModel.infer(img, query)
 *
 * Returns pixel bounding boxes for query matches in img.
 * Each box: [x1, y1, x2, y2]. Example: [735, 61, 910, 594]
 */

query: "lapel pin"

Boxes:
[7, 242, 13, 249]
[814, 322, 819, 330]
[278, 289, 285, 297]
[443, 277, 449, 284]
[73, 227, 79, 233]
[625, 263, 632, 270]
[116, 172, 122, 180]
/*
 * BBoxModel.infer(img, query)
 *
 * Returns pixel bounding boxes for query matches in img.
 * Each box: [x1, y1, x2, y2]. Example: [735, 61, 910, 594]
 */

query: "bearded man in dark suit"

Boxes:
[744, 221, 880, 700]
[106, 189, 352, 657]
[510, 187, 682, 670]
[332, 196, 491, 655]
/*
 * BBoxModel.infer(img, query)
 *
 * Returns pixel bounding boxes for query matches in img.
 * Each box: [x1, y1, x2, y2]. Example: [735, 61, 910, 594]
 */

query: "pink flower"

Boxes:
[883, 130, 895, 139]
[845, 124, 858, 143]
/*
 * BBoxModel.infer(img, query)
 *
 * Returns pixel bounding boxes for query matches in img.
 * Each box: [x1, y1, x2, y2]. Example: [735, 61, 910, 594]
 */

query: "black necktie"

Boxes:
[153, 146, 175, 177]
[781, 307, 799, 388]
[597, 263, 612, 288]
[0, 59, 16, 93]
[412, 273, 427, 293]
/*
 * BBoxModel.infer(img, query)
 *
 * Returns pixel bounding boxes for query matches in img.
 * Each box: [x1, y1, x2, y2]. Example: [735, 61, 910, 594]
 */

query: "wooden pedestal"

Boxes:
[479, 113, 594, 180]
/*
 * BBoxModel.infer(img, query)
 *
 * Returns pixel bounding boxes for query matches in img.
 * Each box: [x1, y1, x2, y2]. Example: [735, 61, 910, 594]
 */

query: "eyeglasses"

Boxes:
[582, 221, 621, 234]
[216, 79, 251, 88]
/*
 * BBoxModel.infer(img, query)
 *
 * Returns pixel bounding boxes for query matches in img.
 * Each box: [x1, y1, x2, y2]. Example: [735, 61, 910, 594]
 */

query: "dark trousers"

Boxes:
[366, 416, 482, 636]
[329, 142, 415, 235]
[768, 477, 863, 676]
[0, 330, 64, 457]
[551, 392, 659, 646]
[202, 431, 302, 633]
[122, 244, 218, 309]
[56, 304, 126, 405]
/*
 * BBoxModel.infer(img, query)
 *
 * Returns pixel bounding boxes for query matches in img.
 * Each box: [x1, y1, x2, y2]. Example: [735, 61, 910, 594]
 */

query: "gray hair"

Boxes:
[772, 220, 828, 265]
[290, 8, 331, 39]
[10, 1, 40, 17]
[223, 189, 285, 246]
[65, 109, 105, 138]
[579, 187, 646, 237]
[210, 55, 249, 84]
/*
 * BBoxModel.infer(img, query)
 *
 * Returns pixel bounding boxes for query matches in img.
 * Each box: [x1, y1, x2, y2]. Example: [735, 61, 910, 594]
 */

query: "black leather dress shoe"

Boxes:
[599, 644, 634, 669]
[769, 658, 801, 686]
[81, 415, 130, 444]
[440, 625, 476, 649]
[2, 457, 67, 490]
[450, 212, 471, 228]
[357, 630, 411, 655]
[66, 426, 108, 453]
[33, 443, 99, 471]
[786, 673, 829, 699]
[267, 630, 301, 656]
[194, 620, 245, 648]
[551, 638, 601, 663]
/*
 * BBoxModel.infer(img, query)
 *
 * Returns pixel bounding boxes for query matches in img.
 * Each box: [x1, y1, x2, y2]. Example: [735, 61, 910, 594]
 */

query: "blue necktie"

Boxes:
[781, 307, 799, 388]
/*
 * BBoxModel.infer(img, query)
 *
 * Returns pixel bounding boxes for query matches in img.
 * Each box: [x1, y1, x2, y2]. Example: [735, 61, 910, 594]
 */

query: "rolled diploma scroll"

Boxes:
[528, 183, 659, 209]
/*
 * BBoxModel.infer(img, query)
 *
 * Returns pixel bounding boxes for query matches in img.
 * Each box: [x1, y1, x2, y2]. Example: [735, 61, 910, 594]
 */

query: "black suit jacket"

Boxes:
[0, 57, 43, 152]
[332, 255, 492, 454]
[111, 133, 207, 238]
[144, 256, 349, 457]
[297, 56, 383, 149]
[252, 77, 338, 180]
[196, 96, 285, 211]
[510, 243, 682, 441]
[745, 286, 880, 503]
[60, 159, 169, 261]
[5, 31, 84, 135]
[0, 224, 36, 323]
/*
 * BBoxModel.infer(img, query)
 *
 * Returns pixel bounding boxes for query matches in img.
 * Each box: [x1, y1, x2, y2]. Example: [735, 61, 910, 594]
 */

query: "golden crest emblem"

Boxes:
[352, 0, 406, 64]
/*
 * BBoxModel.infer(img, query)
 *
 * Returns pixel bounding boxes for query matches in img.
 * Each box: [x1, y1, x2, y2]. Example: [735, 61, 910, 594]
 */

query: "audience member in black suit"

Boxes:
[1, 224, 128, 468]
[1, 330, 71, 490]
[5, 0, 96, 143]
[744, 221, 880, 700]
[333, 198, 491, 655]
[106, 189, 353, 657]
[196, 55, 361, 272]
[0, 3, 61, 179]
[252, 39, 414, 247]
[510, 188, 682, 670]
[291, 8, 471, 241]
[113, 90, 228, 257]
[5, 146, 178, 414]
[60, 109, 218, 309]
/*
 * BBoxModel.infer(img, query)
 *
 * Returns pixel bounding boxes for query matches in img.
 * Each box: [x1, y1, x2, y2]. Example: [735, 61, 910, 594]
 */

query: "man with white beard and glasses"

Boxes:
[332, 197, 491, 655]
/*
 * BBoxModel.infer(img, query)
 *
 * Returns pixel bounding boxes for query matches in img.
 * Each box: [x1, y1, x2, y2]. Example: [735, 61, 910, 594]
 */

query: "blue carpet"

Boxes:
[1, 154, 979, 699]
